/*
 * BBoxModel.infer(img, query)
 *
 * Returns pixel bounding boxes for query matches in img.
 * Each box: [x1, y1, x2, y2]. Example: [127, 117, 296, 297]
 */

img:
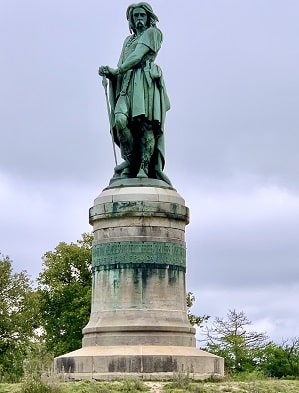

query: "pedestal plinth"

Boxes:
[55, 179, 224, 379]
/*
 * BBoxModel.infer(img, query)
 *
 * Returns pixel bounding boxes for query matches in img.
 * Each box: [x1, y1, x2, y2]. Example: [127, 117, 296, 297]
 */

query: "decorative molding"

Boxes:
[92, 241, 186, 270]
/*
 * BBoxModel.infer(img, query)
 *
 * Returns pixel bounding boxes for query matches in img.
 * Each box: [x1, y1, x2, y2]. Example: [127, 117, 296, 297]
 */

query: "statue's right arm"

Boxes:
[98, 43, 150, 78]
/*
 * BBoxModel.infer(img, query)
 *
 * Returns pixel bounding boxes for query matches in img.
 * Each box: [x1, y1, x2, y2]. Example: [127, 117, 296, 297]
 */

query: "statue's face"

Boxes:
[132, 7, 148, 28]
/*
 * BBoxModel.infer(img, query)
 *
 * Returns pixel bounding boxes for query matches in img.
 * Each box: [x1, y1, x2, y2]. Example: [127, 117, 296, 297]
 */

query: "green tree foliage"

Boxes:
[38, 233, 93, 357]
[0, 253, 40, 381]
[259, 338, 299, 378]
[186, 292, 210, 327]
[202, 309, 269, 374]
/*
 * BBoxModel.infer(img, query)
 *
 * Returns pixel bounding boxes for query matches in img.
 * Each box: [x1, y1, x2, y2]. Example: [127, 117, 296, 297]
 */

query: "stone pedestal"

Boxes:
[55, 179, 224, 379]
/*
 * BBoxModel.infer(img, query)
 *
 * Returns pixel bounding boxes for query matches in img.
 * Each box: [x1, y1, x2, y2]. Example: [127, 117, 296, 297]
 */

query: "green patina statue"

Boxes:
[99, 2, 171, 185]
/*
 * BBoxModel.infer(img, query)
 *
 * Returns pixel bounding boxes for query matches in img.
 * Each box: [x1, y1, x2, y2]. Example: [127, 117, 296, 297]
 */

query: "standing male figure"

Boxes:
[99, 2, 171, 185]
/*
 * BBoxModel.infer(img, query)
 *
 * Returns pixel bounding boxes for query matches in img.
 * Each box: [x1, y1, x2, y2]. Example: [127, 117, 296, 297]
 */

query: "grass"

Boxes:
[0, 384, 22, 393]
[164, 379, 299, 392]
[0, 378, 299, 393]
[61, 378, 148, 392]
[0, 378, 149, 393]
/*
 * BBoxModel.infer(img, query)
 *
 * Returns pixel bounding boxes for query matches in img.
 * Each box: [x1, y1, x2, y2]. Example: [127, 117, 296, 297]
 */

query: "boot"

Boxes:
[137, 125, 154, 178]
[114, 126, 134, 177]
[114, 153, 133, 178]
[137, 160, 149, 178]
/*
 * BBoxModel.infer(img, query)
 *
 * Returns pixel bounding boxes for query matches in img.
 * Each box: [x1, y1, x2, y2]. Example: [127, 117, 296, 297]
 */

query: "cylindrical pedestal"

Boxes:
[55, 180, 224, 378]
[83, 182, 196, 347]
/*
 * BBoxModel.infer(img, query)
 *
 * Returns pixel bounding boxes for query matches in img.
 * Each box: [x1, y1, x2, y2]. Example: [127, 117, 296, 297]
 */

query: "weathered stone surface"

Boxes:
[83, 186, 193, 348]
[55, 184, 224, 378]
[98, 183, 185, 204]
[92, 215, 187, 231]
[90, 200, 189, 223]
[55, 345, 224, 379]
[93, 226, 185, 243]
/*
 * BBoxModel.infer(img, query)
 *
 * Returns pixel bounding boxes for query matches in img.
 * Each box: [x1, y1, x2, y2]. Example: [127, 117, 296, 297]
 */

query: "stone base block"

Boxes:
[55, 345, 224, 380]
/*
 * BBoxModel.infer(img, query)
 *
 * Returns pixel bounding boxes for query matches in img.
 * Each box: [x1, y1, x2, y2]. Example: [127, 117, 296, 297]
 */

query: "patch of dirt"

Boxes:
[144, 381, 165, 393]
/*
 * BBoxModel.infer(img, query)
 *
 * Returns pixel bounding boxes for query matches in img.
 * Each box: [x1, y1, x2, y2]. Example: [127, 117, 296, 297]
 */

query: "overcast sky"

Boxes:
[1, 0, 299, 344]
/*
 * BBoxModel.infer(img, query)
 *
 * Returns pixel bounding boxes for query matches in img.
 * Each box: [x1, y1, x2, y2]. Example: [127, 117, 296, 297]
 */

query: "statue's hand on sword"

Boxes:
[98, 65, 119, 78]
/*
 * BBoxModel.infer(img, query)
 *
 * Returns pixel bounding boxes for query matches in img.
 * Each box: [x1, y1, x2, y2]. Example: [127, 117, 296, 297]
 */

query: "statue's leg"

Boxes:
[137, 123, 155, 178]
[114, 113, 133, 176]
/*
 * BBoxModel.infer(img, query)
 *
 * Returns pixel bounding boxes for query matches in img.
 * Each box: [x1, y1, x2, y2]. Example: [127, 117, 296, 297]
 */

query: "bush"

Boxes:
[61, 379, 148, 393]
[21, 377, 62, 393]
[166, 372, 192, 390]
[121, 378, 148, 392]
[231, 370, 266, 382]
[62, 380, 109, 393]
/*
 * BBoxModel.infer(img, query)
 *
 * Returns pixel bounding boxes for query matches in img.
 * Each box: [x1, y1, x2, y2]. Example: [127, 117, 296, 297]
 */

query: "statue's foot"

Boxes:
[113, 161, 132, 179]
[137, 168, 148, 178]
[114, 160, 129, 174]
[122, 167, 131, 176]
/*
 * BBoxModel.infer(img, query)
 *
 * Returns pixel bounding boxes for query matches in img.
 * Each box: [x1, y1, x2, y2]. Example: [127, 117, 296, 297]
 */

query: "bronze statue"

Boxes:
[99, 2, 171, 185]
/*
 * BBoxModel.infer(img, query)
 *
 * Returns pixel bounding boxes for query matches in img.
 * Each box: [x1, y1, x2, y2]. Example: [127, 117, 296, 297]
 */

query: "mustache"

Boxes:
[136, 20, 146, 26]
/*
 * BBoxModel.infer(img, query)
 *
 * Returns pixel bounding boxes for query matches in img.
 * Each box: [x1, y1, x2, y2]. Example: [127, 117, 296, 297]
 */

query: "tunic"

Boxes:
[108, 27, 170, 181]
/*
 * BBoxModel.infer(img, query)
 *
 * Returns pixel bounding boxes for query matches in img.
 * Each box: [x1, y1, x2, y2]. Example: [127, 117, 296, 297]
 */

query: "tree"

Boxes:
[0, 253, 40, 381]
[186, 291, 210, 327]
[201, 309, 269, 374]
[259, 338, 299, 378]
[38, 233, 93, 357]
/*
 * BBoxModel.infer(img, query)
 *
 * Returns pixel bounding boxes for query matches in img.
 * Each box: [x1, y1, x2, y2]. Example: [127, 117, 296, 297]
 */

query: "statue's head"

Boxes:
[126, 2, 159, 34]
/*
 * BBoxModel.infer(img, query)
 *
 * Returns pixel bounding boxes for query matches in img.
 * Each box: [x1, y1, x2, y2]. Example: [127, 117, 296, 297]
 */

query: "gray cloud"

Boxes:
[1, 0, 298, 342]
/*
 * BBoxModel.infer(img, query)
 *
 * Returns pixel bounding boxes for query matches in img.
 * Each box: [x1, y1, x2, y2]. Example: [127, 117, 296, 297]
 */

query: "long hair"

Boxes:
[126, 3, 159, 34]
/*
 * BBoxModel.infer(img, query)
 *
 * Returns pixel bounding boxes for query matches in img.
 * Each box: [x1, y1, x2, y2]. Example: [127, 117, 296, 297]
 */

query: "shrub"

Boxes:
[21, 377, 62, 393]
[121, 378, 148, 392]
